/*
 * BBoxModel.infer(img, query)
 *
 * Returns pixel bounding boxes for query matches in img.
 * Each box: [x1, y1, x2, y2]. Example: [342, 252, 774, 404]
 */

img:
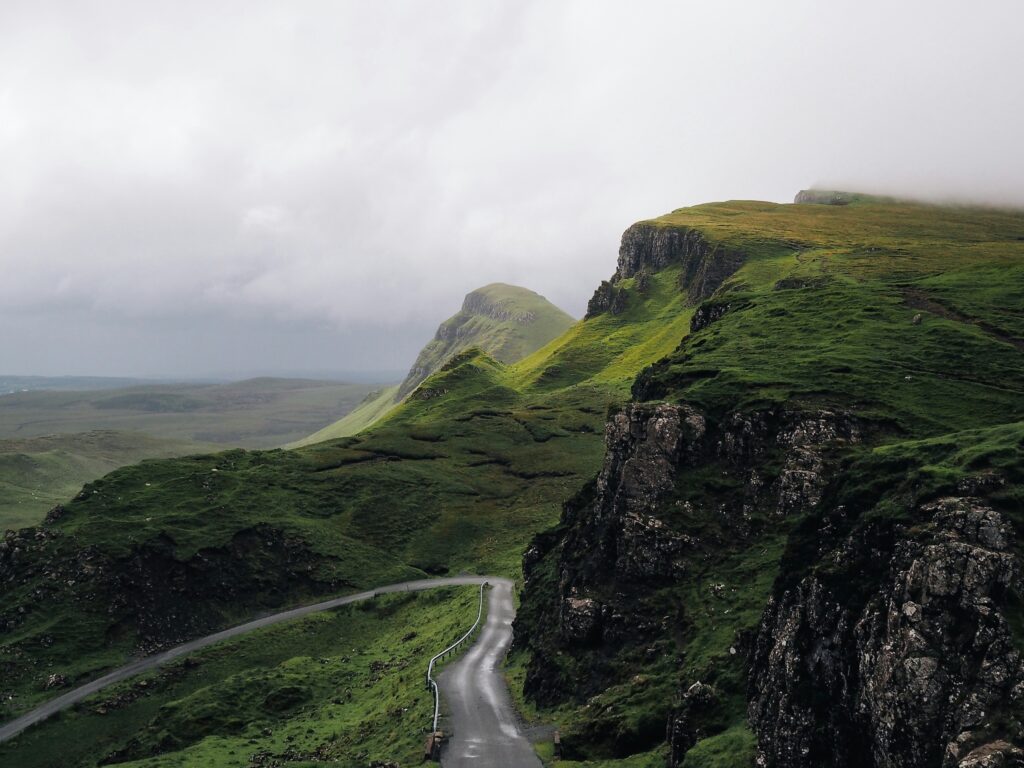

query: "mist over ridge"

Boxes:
[2, 0, 1022, 377]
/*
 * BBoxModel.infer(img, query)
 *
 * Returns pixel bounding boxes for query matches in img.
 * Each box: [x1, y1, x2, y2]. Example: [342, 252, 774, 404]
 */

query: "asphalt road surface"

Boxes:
[0, 574, 495, 745]
[438, 578, 542, 768]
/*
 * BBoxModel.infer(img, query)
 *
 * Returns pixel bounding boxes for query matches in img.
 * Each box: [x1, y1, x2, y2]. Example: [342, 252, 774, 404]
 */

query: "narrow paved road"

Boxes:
[0, 575, 495, 744]
[438, 579, 542, 768]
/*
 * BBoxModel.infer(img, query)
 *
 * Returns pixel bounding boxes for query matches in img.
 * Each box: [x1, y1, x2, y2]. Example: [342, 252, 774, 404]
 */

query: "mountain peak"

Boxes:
[397, 283, 573, 399]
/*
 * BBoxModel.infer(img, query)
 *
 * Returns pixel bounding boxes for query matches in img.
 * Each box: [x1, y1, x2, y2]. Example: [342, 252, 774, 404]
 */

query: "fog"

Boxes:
[2, 0, 1022, 378]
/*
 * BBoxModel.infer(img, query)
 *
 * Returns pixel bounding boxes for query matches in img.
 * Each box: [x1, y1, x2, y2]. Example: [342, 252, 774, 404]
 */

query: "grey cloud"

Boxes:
[1, 0, 1022, 377]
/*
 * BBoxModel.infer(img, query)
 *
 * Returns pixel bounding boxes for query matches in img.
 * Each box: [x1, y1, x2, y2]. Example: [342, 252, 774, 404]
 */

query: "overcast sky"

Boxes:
[2, 1, 1022, 379]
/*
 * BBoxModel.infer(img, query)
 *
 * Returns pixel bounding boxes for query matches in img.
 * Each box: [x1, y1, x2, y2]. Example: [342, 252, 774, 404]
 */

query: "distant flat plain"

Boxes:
[0, 377, 386, 529]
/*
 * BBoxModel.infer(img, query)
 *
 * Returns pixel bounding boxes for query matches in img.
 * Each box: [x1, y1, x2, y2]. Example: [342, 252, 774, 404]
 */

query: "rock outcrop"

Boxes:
[515, 403, 860, 758]
[749, 497, 1024, 768]
[689, 300, 733, 333]
[585, 223, 745, 318]
[518, 394, 1024, 766]
[586, 280, 629, 318]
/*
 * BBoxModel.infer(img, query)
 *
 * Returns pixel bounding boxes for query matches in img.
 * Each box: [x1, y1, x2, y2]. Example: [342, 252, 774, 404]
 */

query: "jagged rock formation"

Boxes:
[585, 222, 745, 319]
[689, 300, 734, 333]
[749, 496, 1024, 768]
[518, 399, 1023, 766]
[396, 283, 573, 399]
[517, 195, 1024, 767]
[586, 280, 629, 317]
[516, 403, 860, 753]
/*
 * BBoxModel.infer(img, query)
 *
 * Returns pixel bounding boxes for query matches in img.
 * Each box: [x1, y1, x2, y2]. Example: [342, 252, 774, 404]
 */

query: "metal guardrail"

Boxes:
[425, 581, 487, 733]
[1, 576, 498, 746]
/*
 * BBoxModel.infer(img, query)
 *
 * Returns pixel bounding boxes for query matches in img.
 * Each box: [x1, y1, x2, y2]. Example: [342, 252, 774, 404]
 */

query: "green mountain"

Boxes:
[2, 193, 1024, 767]
[291, 282, 574, 446]
[396, 283, 576, 399]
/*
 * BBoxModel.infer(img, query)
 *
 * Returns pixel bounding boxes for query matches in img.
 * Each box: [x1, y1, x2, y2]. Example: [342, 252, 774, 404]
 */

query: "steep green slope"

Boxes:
[292, 283, 575, 447]
[515, 195, 1024, 766]
[0, 431, 213, 530]
[291, 384, 400, 446]
[397, 282, 575, 399]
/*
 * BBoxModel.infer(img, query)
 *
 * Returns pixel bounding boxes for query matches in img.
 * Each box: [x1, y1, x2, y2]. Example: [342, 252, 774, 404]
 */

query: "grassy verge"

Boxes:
[0, 586, 483, 768]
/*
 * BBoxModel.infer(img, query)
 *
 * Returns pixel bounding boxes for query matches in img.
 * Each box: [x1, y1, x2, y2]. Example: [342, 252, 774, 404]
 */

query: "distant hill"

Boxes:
[0, 377, 379, 448]
[396, 283, 575, 399]
[0, 375, 158, 394]
[0, 378, 380, 526]
[292, 283, 574, 445]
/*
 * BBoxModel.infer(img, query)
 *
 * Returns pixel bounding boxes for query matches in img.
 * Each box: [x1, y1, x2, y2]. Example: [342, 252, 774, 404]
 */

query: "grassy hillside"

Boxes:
[292, 283, 575, 447]
[398, 282, 575, 398]
[0, 267, 684, 727]
[0, 431, 212, 531]
[290, 384, 400, 446]
[514, 196, 1024, 765]
[0, 378, 379, 448]
[0, 378, 381, 528]
[635, 198, 1024, 429]
[0, 586, 482, 768]
[2, 195, 1022, 765]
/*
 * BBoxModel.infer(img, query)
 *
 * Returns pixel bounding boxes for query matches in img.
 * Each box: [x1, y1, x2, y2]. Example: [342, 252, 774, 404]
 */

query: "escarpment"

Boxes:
[518, 194, 1024, 766]
[517, 396, 1024, 766]
[585, 222, 745, 318]
[515, 403, 861, 757]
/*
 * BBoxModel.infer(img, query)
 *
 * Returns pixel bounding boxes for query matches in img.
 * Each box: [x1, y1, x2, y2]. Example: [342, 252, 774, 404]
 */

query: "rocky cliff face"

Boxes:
[517, 395, 1024, 766]
[750, 496, 1024, 768]
[585, 223, 745, 318]
[515, 402, 861, 758]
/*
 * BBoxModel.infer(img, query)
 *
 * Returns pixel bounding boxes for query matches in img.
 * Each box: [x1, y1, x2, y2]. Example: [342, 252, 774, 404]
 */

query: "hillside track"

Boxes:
[0, 575, 502, 745]
[438, 579, 541, 767]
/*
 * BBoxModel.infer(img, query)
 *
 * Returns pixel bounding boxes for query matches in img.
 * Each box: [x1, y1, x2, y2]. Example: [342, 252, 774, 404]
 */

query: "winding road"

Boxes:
[0, 574, 535, 759]
[437, 579, 542, 767]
